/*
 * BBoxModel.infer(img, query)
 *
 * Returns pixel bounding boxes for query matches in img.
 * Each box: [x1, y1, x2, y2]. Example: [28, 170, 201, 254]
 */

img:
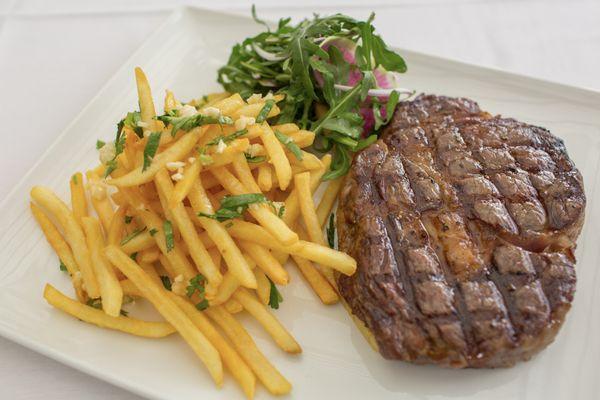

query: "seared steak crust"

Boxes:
[336, 95, 584, 368]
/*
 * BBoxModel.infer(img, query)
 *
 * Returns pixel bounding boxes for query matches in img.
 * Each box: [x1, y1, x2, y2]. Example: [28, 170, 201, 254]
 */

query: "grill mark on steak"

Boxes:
[337, 94, 584, 368]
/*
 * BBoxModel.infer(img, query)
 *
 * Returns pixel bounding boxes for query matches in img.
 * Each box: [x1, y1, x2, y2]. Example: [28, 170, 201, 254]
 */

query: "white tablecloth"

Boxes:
[1, 0, 599, 398]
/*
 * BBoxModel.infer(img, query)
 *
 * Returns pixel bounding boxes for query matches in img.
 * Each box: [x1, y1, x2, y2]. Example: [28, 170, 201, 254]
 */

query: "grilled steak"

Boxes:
[336, 95, 584, 368]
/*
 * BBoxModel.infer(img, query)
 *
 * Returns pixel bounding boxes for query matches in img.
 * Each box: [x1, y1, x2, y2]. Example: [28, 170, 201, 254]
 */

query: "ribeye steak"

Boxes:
[337, 95, 584, 368]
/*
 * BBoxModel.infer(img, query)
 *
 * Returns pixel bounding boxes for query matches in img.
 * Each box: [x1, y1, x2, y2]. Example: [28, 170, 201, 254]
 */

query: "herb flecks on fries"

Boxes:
[31, 66, 356, 397]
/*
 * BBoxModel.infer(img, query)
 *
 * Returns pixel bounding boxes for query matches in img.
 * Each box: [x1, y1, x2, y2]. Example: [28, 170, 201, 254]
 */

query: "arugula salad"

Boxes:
[217, 7, 413, 179]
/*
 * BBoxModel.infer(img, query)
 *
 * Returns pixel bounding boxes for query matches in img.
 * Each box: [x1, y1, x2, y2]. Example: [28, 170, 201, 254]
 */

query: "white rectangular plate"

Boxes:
[1, 6, 599, 400]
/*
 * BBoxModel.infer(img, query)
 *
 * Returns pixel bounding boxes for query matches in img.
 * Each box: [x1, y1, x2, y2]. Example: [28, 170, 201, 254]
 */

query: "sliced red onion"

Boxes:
[251, 43, 288, 62]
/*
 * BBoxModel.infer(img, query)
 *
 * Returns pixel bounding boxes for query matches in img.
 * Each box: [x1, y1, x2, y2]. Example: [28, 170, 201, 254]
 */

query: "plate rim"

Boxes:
[1, 5, 600, 400]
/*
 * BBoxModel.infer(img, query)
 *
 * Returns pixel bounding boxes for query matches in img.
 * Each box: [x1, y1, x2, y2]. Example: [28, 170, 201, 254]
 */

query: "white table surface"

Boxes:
[1, 0, 599, 398]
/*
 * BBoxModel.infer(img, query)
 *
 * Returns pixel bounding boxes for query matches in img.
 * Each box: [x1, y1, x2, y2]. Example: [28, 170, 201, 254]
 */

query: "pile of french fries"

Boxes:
[30, 67, 356, 398]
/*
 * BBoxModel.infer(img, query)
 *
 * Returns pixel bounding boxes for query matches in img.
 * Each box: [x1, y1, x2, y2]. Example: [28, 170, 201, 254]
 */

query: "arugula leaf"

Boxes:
[274, 130, 303, 160]
[96, 140, 106, 150]
[251, 4, 270, 31]
[59, 260, 68, 273]
[163, 220, 174, 252]
[267, 277, 283, 310]
[160, 275, 172, 291]
[120, 227, 146, 245]
[327, 213, 336, 249]
[256, 100, 275, 123]
[157, 113, 233, 137]
[142, 132, 161, 172]
[217, 10, 410, 179]
[206, 129, 248, 146]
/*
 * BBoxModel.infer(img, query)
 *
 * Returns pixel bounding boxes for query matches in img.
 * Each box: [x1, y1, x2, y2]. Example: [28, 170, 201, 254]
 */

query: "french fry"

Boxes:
[164, 89, 179, 114]
[69, 172, 87, 223]
[211, 167, 298, 245]
[231, 102, 280, 120]
[44, 284, 174, 338]
[82, 217, 123, 317]
[270, 123, 298, 135]
[86, 170, 114, 231]
[257, 163, 273, 192]
[168, 294, 256, 399]
[169, 157, 202, 209]
[233, 288, 301, 354]
[316, 177, 344, 228]
[206, 306, 291, 395]
[224, 298, 244, 314]
[107, 206, 128, 246]
[120, 229, 155, 254]
[287, 130, 315, 148]
[31, 186, 100, 298]
[210, 93, 245, 117]
[288, 151, 322, 171]
[282, 154, 331, 227]
[231, 153, 261, 192]
[104, 245, 223, 385]
[254, 269, 270, 306]
[108, 129, 204, 187]
[30, 203, 86, 302]
[260, 123, 292, 190]
[295, 172, 325, 246]
[291, 253, 338, 305]
[138, 247, 160, 263]
[238, 241, 288, 285]
[155, 169, 222, 288]
[224, 220, 356, 275]
[187, 178, 256, 289]
[135, 67, 157, 130]
[136, 209, 197, 281]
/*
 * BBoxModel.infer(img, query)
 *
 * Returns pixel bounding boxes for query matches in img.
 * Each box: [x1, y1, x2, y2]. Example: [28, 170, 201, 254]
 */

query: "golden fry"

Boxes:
[295, 172, 325, 246]
[234, 288, 301, 353]
[44, 284, 174, 338]
[104, 245, 223, 385]
[206, 306, 291, 395]
[69, 172, 87, 223]
[31, 186, 100, 298]
[82, 217, 123, 316]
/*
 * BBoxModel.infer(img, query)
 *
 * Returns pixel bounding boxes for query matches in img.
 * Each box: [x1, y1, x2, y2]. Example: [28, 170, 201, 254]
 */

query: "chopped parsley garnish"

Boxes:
[124, 215, 133, 224]
[120, 227, 146, 245]
[267, 277, 283, 309]
[156, 113, 233, 137]
[71, 174, 78, 184]
[122, 111, 144, 138]
[206, 128, 248, 146]
[186, 274, 209, 310]
[255, 99, 275, 123]
[277, 204, 286, 218]
[198, 193, 269, 222]
[160, 275, 172, 291]
[327, 213, 336, 249]
[274, 130, 303, 160]
[245, 154, 267, 163]
[163, 220, 174, 252]
[149, 228, 158, 236]
[217, 9, 409, 179]
[96, 140, 106, 150]
[142, 131, 161, 171]
[59, 260, 68, 273]
[130, 252, 138, 261]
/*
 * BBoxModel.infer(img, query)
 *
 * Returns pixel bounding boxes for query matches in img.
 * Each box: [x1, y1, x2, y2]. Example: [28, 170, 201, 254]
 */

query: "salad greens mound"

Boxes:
[218, 7, 413, 179]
